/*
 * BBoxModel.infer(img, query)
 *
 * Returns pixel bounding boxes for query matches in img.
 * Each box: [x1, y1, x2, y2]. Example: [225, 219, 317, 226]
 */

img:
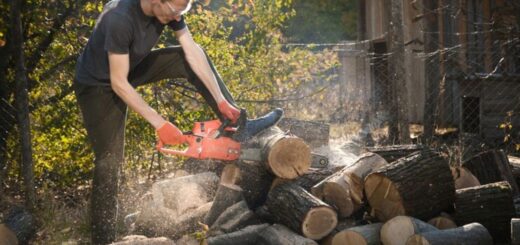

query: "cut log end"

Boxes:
[268, 137, 311, 179]
[302, 206, 338, 240]
[332, 230, 367, 245]
[381, 216, 431, 245]
[427, 216, 457, 230]
[323, 182, 354, 217]
[364, 174, 405, 221]
[406, 235, 429, 245]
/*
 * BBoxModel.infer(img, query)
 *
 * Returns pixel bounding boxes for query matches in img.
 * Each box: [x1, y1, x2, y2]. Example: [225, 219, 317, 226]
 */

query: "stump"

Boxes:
[220, 161, 274, 209]
[330, 223, 382, 245]
[315, 152, 388, 217]
[364, 150, 455, 221]
[455, 181, 515, 242]
[380, 216, 438, 245]
[406, 222, 493, 245]
[256, 126, 312, 179]
[265, 183, 338, 240]
[462, 150, 519, 196]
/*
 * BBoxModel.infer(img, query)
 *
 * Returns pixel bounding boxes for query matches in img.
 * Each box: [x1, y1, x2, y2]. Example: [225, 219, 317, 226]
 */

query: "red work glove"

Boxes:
[218, 101, 240, 123]
[156, 122, 186, 146]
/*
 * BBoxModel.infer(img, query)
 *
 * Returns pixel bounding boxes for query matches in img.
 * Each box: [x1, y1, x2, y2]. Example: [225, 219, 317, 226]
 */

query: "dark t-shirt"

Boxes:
[75, 0, 186, 85]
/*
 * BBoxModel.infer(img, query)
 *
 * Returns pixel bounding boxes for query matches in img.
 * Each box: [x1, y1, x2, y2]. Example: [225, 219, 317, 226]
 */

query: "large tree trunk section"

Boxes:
[271, 167, 336, 192]
[277, 118, 330, 149]
[427, 213, 457, 230]
[462, 150, 520, 196]
[454, 181, 515, 242]
[512, 218, 520, 244]
[365, 144, 425, 163]
[509, 155, 520, 187]
[405, 222, 493, 245]
[315, 153, 388, 217]
[220, 161, 274, 209]
[380, 216, 438, 245]
[364, 150, 455, 221]
[265, 183, 338, 240]
[450, 167, 480, 189]
[255, 126, 312, 179]
[258, 224, 318, 245]
[204, 183, 244, 226]
[209, 200, 259, 236]
[330, 223, 382, 245]
[205, 224, 269, 245]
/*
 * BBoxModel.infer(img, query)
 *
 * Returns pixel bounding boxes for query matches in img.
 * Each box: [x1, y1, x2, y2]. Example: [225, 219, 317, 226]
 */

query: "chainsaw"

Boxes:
[156, 109, 329, 167]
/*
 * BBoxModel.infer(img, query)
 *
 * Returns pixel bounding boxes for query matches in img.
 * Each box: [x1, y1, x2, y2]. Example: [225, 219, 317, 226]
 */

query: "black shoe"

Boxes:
[232, 108, 284, 142]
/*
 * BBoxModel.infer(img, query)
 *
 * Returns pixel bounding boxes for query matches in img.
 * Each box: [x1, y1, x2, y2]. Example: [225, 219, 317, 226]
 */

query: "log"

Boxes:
[209, 201, 259, 236]
[315, 153, 388, 217]
[277, 117, 330, 149]
[450, 167, 480, 189]
[111, 235, 175, 245]
[365, 144, 426, 163]
[205, 224, 269, 245]
[271, 167, 336, 192]
[319, 219, 360, 245]
[258, 224, 318, 245]
[364, 150, 455, 221]
[512, 218, 520, 245]
[204, 183, 244, 226]
[462, 150, 520, 196]
[405, 222, 493, 245]
[454, 181, 515, 242]
[508, 155, 520, 187]
[220, 161, 274, 209]
[380, 216, 438, 245]
[265, 183, 338, 240]
[330, 223, 382, 245]
[427, 213, 457, 230]
[313, 144, 359, 171]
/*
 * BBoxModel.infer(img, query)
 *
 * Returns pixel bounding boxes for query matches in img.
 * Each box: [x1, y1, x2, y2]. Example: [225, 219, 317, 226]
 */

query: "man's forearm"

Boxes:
[111, 78, 166, 129]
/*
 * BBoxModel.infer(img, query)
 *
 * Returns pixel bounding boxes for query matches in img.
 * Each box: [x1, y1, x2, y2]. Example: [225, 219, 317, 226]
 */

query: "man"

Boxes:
[74, 0, 282, 243]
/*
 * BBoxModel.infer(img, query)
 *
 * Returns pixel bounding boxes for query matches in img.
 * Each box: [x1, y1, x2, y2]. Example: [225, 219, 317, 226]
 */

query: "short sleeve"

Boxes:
[103, 13, 133, 54]
[168, 15, 187, 31]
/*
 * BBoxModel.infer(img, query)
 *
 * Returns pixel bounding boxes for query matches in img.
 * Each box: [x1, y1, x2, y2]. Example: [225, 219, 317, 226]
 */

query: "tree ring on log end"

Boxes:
[381, 216, 417, 245]
[332, 230, 367, 245]
[364, 174, 405, 221]
[268, 137, 311, 179]
[302, 206, 338, 240]
[406, 235, 430, 245]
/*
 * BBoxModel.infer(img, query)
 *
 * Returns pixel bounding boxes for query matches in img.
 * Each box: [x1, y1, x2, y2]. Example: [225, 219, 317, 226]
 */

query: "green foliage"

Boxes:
[1, 0, 339, 191]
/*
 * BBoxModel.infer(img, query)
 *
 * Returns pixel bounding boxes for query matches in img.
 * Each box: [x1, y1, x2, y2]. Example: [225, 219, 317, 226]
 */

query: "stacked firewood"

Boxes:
[125, 119, 520, 245]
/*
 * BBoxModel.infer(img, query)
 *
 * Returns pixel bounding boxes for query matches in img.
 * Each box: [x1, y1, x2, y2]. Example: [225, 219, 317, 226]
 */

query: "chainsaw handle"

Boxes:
[156, 135, 199, 158]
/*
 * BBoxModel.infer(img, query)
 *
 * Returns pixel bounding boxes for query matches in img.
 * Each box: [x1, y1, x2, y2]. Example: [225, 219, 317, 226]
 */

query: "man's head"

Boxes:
[151, 0, 193, 24]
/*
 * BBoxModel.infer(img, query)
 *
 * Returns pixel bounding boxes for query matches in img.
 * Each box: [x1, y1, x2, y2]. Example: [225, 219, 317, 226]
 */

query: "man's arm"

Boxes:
[108, 52, 166, 129]
[174, 27, 240, 122]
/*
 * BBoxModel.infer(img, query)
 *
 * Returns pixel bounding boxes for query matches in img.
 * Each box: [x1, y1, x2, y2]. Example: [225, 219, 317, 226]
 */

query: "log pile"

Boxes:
[121, 121, 520, 245]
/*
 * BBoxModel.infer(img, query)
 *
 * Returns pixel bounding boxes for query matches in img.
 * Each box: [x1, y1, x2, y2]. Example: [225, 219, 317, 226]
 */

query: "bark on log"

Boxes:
[220, 161, 274, 209]
[364, 150, 455, 221]
[512, 218, 520, 245]
[209, 201, 259, 236]
[450, 167, 480, 189]
[319, 219, 360, 245]
[112, 235, 175, 245]
[315, 153, 388, 217]
[427, 213, 457, 230]
[454, 181, 515, 242]
[258, 224, 318, 245]
[277, 118, 330, 149]
[380, 216, 438, 245]
[265, 183, 338, 240]
[330, 223, 382, 245]
[365, 144, 426, 163]
[255, 126, 311, 179]
[462, 150, 519, 196]
[508, 155, 520, 188]
[204, 183, 244, 226]
[271, 167, 336, 192]
[406, 222, 493, 245]
[205, 224, 269, 245]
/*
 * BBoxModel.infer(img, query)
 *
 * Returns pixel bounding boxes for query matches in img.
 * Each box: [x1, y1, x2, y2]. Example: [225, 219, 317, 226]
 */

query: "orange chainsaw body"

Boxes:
[157, 120, 241, 161]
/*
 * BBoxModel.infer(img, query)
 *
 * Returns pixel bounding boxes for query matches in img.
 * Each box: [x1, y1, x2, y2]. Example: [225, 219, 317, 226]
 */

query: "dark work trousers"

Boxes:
[74, 46, 236, 244]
